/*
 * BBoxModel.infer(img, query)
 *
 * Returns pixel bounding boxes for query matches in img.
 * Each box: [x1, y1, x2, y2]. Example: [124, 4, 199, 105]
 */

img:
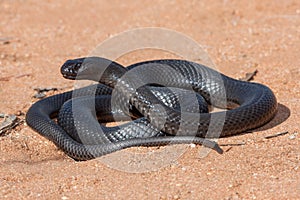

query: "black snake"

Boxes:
[25, 57, 277, 160]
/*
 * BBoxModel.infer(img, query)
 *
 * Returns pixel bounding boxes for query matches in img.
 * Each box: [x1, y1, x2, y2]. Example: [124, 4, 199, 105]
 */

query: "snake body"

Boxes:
[26, 57, 277, 160]
[57, 86, 209, 145]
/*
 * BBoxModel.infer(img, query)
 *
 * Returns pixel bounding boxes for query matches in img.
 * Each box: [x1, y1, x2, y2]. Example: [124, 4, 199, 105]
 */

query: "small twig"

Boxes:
[0, 75, 13, 81]
[15, 73, 31, 79]
[0, 73, 31, 81]
[220, 142, 246, 146]
[218, 142, 247, 152]
[0, 37, 13, 44]
[0, 37, 11, 41]
[239, 70, 258, 81]
[225, 146, 233, 152]
[264, 131, 289, 139]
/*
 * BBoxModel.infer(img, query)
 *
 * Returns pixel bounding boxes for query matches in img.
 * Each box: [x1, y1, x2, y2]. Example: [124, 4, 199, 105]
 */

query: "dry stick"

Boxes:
[225, 146, 233, 152]
[0, 37, 13, 44]
[220, 142, 246, 146]
[239, 69, 258, 81]
[15, 73, 31, 79]
[0, 73, 31, 81]
[0, 75, 13, 81]
[264, 131, 289, 139]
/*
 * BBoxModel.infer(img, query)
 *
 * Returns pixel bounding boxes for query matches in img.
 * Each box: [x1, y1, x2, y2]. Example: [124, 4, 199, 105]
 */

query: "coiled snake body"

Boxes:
[26, 57, 277, 160]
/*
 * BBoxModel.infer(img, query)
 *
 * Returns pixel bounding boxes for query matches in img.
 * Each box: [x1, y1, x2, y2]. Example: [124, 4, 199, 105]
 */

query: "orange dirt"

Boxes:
[0, 0, 299, 199]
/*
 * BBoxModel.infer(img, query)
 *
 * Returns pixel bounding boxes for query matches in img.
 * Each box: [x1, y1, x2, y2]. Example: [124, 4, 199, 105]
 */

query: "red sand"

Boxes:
[1, 1, 299, 199]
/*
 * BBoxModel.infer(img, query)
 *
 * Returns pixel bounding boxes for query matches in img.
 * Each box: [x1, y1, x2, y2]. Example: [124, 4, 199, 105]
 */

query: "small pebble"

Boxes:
[289, 132, 298, 140]
[33, 92, 46, 99]
[289, 134, 296, 140]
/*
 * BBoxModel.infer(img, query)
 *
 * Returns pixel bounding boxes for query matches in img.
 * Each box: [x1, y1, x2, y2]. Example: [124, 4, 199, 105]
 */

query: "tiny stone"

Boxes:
[33, 92, 46, 99]
[289, 134, 296, 140]
[289, 132, 298, 140]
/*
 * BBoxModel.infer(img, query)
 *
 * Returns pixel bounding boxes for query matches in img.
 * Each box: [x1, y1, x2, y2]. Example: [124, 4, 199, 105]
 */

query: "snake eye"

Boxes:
[74, 63, 82, 71]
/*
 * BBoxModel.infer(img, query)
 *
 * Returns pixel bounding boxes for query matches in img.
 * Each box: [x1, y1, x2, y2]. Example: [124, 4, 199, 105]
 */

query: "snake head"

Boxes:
[60, 57, 127, 87]
[61, 58, 85, 80]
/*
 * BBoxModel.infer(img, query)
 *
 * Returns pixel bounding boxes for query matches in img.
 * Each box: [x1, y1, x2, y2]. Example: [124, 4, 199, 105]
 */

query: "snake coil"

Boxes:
[26, 57, 277, 160]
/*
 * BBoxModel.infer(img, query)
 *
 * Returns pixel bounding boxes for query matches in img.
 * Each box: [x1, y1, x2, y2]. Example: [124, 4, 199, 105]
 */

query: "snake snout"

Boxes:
[61, 58, 85, 80]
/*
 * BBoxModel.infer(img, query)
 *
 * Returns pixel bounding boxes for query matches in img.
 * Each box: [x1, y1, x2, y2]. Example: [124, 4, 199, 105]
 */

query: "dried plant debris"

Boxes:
[239, 70, 258, 82]
[33, 86, 72, 99]
[33, 87, 59, 99]
[0, 114, 18, 135]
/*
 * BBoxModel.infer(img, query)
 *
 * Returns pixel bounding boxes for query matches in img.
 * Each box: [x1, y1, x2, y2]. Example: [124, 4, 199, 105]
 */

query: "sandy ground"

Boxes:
[1, 0, 299, 199]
